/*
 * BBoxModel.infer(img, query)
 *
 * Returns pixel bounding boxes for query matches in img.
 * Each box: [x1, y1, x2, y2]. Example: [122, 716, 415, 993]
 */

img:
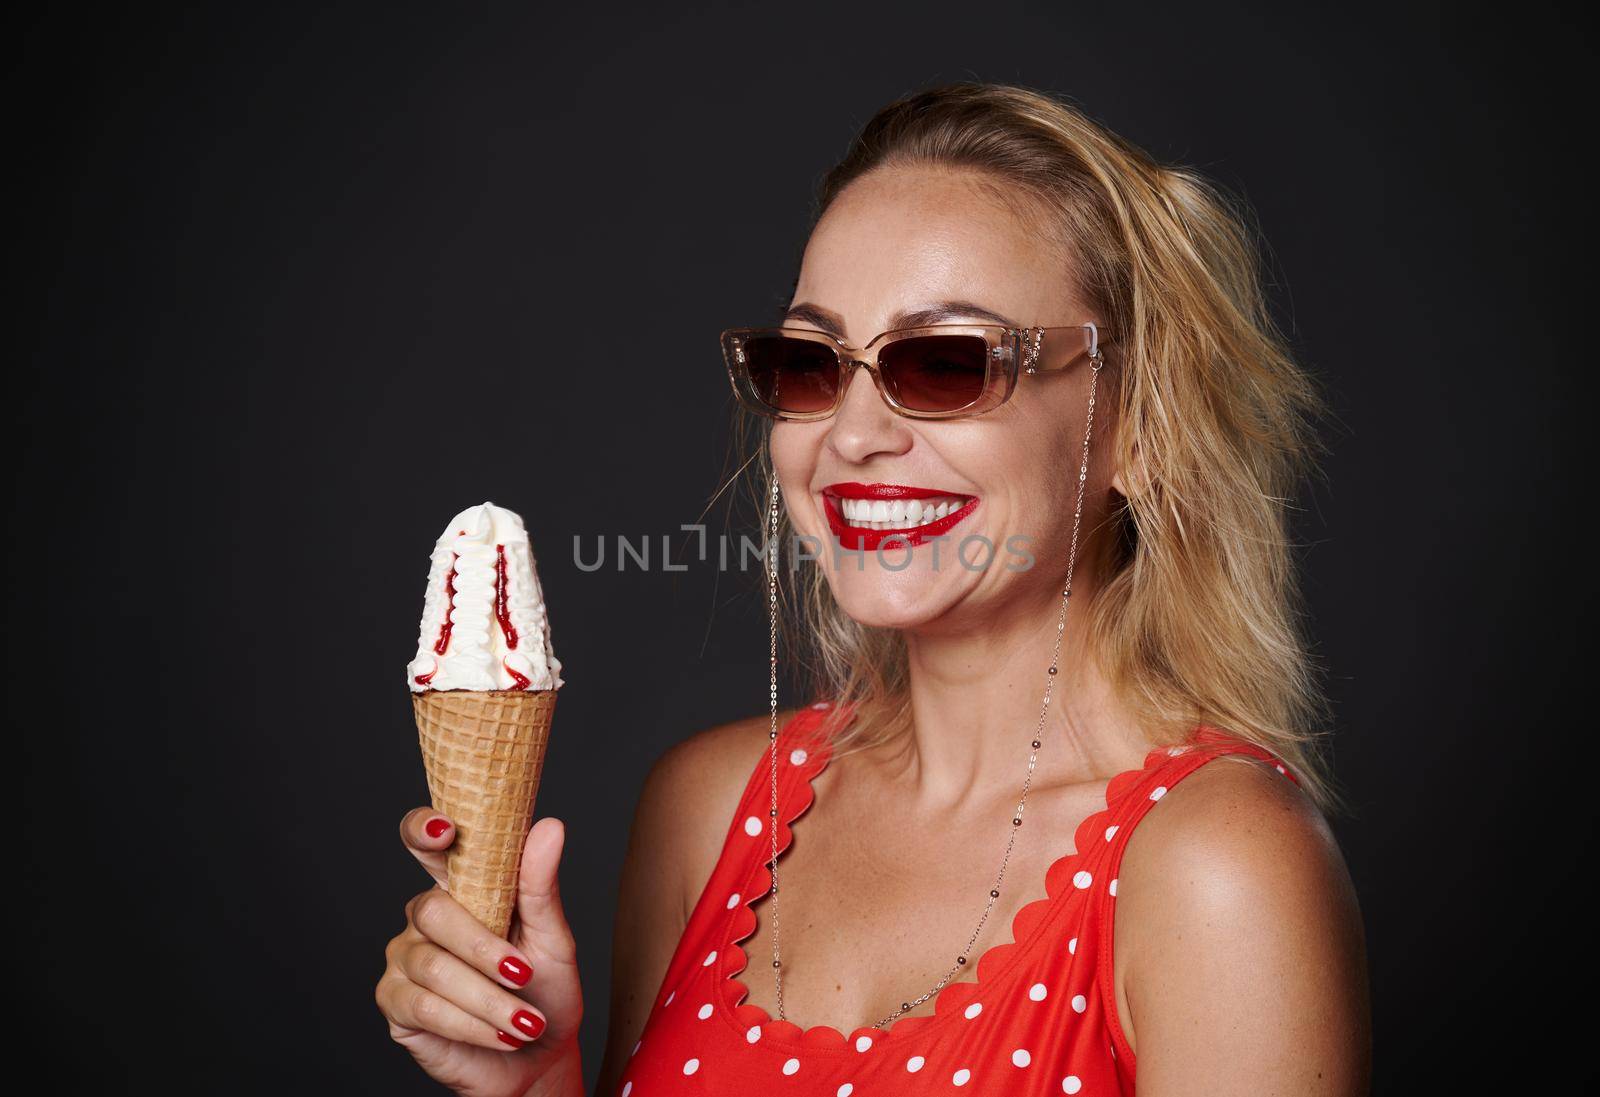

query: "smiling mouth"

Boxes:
[820, 482, 980, 550]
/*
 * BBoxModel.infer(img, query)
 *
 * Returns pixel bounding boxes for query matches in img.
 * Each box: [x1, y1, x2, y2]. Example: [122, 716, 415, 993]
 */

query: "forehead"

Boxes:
[792, 166, 1076, 342]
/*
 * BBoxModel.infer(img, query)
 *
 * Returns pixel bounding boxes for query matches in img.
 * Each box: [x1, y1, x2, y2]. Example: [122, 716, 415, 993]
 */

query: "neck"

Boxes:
[894, 571, 1151, 807]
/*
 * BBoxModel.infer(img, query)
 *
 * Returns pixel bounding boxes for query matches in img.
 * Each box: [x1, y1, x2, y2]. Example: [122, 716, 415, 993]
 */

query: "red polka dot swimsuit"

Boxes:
[616, 701, 1298, 1096]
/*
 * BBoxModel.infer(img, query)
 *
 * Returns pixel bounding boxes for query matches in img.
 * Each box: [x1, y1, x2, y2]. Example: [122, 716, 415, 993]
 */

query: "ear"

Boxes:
[1110, 432, 1151, 499]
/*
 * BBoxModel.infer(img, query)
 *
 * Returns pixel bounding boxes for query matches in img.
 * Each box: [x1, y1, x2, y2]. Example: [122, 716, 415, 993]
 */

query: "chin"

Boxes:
[824, 568, 968, 630]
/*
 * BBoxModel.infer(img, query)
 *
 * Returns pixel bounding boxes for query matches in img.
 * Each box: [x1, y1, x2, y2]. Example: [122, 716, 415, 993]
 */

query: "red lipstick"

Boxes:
[824, 482, 956, 500]
[820, 483, 979, 551]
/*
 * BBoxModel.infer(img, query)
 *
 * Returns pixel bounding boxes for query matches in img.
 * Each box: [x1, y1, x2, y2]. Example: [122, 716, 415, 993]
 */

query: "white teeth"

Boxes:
[834, 495, 969, 528]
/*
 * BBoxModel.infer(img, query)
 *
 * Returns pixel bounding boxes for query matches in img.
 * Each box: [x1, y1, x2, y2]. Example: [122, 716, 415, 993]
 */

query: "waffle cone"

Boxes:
[413, 689, 557, 938]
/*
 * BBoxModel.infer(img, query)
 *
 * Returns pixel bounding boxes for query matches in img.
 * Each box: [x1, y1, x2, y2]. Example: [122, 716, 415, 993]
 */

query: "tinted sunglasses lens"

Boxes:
[878, 335, 991, 412]
[743, 335, 841, 414]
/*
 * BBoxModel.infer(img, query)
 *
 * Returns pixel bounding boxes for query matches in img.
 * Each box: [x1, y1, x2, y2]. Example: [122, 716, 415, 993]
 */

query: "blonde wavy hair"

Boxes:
[721, 82, 1341, 813]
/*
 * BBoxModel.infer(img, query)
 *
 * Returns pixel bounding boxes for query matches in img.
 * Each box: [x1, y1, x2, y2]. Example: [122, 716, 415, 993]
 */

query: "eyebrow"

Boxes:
[780, 299, 1022, 340]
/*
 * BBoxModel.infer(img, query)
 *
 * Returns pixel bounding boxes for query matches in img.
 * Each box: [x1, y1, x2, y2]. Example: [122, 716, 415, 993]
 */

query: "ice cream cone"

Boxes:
[413, 688, 557, 938]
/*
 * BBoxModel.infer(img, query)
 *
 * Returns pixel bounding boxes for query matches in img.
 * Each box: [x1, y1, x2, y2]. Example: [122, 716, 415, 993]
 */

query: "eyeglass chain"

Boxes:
[763, 330, 1105, 1029]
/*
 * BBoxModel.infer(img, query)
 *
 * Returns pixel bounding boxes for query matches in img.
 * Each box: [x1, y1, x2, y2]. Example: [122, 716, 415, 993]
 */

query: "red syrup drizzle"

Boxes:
[432, 553, 460, 656]
[414, 550, 461, 685]
[494, 544, 521, 650]
[494, 543, 536, 691]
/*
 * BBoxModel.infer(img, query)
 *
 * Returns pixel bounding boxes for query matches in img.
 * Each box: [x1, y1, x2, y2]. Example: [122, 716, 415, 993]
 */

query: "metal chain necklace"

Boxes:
[764, 331, 1105, 1031]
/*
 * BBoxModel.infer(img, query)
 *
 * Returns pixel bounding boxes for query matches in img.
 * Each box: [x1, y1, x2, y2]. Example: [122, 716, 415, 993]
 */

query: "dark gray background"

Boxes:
[16, 1, 1584, 1092]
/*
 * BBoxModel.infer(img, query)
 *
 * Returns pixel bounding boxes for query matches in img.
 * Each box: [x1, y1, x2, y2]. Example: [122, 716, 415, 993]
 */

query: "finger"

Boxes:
[407, 887, 537, 991]
[399, 806, 453, 886]
[398, 939, 550, 1045]
[378, 974, 528, 1052]
[512, 817, 577, 965]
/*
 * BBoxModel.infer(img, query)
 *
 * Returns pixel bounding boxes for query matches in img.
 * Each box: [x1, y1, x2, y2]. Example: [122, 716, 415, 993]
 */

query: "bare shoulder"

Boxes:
[636, 709, 796, 917]
[1124, 752, 1345, 888]
[1113, 753, 1371, 1093]
[1117, 752, 1359, 954]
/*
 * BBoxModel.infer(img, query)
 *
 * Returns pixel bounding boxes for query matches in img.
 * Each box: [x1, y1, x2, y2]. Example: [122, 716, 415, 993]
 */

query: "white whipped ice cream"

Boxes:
[407, 502, 564, 692]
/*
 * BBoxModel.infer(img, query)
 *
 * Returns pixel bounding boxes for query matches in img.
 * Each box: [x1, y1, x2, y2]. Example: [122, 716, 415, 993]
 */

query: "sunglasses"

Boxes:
[721, 321, 1103, 421]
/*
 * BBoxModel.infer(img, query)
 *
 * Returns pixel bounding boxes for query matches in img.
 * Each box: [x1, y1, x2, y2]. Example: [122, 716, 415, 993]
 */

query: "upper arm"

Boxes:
[1113, 756, 1371, 1095]
[593, 712, 784, 1096]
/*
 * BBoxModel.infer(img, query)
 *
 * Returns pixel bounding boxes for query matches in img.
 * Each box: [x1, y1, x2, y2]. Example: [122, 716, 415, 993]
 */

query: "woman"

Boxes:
[375, 82, 1371, 1096]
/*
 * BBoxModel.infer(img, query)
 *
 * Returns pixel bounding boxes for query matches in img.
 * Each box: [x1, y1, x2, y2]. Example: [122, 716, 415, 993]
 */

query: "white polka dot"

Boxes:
[1068, 937, 1078, 955]
[1104, 824, 1118, 842]
[746, 1025, 762, 1043]
[697, 1003, 713, 1020]
[631, 1040, 640, 1056]
[1167, 745, 1191, 756]
[953, 1068, 972, 1086]
[1276, 763, 1288, 775]
[906, 1055, 925, 1072]
[1013, 1048, 1032, 1067]
[790, 748, 808, 765]
[855, 1035, 873, 1052]
[812, 701, 831, 709]
[1150, 785, 1167, 801]
[683, 1057, 700, 1075]
[1109, 878, 1118, 897]
[1028, 982, 1048, 1001]
[1072, 870, 1093, 889]
[702, 950, 717, 966]
[745, 815, 763, 836]
[837, 1086, 854, 1097]
[664, 990, 675, 1005]
[622, 1083, 633, 1096]
[783, 1057, 800, 1076]
[964, 1002, 983, 1019]
[1072, 993, 1088, 1013]
[1063, 1076, 1083, 1093]
[727, 892, 741, 909]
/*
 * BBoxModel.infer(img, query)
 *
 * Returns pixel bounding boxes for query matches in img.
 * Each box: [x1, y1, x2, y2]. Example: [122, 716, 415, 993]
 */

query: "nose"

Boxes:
[826, 359, 913, 464]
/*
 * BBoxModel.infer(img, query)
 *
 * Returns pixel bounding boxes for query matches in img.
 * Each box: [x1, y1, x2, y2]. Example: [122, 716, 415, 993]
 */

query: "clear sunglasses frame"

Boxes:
[720, 321, 1104, 422]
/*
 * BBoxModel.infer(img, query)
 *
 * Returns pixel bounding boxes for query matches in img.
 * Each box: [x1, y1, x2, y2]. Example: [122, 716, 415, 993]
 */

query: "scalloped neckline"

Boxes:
[714, 706, 1211, 1052]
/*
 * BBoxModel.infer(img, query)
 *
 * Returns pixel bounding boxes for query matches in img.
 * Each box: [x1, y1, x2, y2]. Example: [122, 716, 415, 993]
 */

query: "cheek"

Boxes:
[770, 423, 824, 514]
[975, 416, 1076, 540]
[768, 423, 803, 465]
[952, 424, 1036, 509]
[770, 423, 820, 477]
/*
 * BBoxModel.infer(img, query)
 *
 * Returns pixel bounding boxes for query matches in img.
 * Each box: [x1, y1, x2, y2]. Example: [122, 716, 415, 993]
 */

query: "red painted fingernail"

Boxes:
[500, 956, 532, 986]
[512, 1009, 546, 1039]
[496, 1030, 523, 1048]
[424, 817, 450, 838]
